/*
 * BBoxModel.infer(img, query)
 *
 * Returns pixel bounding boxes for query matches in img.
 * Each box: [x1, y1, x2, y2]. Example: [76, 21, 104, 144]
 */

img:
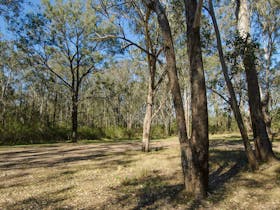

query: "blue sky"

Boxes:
[1, 0, 279, 65]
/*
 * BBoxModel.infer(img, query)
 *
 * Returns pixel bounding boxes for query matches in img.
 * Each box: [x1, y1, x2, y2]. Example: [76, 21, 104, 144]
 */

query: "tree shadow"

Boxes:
[0, 144, 141, 170]
[3, 186, 75, 210]
[210, 139, 244, 147]
[101, 174, 186, 210]
[95, 141, 251, 209]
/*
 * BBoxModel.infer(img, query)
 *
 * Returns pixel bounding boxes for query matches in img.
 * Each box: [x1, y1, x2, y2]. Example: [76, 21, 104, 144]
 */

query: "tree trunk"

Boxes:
[0, 104, 5, 127]
[208, 0, 258, 170]
[142, 80, 154, 152]
[236, 0, 276, 162]
[142, 9, 157, 152]
[53, 92, 58, 127]
[227, 109, 232, 132]
[262, 40, 273, 140]
[185, 0, 209, 197]
[72, 90, 78, 143]
[243, 50, 275, 161]
[183, 88, 191, 138]
[143, 0, 198, 196]
[261, 96, 273, 139]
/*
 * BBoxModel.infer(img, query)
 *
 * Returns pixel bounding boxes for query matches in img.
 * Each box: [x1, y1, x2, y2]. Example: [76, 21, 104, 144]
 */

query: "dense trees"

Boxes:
[0, 0, 279, 199]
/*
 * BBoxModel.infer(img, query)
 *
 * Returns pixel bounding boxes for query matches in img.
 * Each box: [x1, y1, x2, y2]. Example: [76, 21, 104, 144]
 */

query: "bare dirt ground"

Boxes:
[0, 134, 280, 210]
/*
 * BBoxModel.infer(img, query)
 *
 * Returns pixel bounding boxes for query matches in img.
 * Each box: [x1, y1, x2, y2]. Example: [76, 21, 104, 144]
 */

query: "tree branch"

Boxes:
[78, 65, 97, 85]
[193, 0, 204, 28]
[154, 68, 167, 92]
[207, 85, 230, 104]
[43, 61, 72, 89]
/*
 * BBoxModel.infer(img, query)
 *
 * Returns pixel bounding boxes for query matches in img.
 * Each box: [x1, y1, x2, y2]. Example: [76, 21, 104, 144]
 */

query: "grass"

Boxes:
[0, 134, 280, 209]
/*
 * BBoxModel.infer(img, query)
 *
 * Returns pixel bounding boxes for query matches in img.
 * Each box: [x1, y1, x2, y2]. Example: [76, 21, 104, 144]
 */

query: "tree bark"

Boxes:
[236, 0, 276, 162]
[71, 90, 78, 143]
[183, 88, 191, 138]
[208, 0, 258, 170]
[227, 108, 232, 132]
[184, 0, 209, 197]
[261, 94, 273, 139]
[262, 38, 273, 140]
[142, 9, 157, 152]
[53, 92, 58, 127]
[142, 78, 154, 152]
[143, 0, 200, 196]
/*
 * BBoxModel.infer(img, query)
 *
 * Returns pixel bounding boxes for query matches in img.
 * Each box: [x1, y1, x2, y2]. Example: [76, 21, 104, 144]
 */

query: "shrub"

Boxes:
[78, 126, 104, 140]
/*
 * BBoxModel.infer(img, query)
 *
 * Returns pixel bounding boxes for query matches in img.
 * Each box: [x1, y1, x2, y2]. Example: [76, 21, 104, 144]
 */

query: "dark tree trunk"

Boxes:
[143, 0, 200, 196]
[226, 107, 232, 131]
[53, 92, 58, 127]
[208, 0, 258, 170]
[236, 0, 276, 162]
[243, 49, 276, 161]
[261, 95, 273, 139]
[72, 90, 78, 143]
[184, 0, 209, 197]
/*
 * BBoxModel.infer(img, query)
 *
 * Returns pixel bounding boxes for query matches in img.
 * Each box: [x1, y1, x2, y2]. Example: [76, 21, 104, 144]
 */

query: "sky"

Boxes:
[0, 0, 279, 65]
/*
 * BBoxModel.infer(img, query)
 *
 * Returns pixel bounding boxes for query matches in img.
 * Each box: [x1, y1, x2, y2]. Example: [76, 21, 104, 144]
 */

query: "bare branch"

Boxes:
[207, 85, 231, 104]
[43, 61, 72, 90]
[154, 68, 167, 92]
[152, 94, 168, 120]
[78, 65, 97, 85]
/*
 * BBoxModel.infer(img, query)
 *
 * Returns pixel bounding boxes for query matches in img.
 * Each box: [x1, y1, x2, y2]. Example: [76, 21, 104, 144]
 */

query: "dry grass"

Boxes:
[0, 135, 280, 209]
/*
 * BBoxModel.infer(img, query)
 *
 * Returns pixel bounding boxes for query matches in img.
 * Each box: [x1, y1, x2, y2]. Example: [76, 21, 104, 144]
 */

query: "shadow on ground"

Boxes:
[3, 186, 75, 210]
[100, 173, 186, 210]
[1, 138, 280, 209]
[98, 146, 250, 209]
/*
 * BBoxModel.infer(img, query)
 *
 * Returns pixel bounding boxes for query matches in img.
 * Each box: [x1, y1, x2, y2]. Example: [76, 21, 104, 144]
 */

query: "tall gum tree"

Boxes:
[207, 0, 258, 170]
[143, 0, 209, 198]
[184, 0, 209, 196]
[129, 3, 165, 152]
[253, 0, 280, 140]
[15, 0, 118, 142]
[94, 0, 167, 151]
[236, 0, 276, 162]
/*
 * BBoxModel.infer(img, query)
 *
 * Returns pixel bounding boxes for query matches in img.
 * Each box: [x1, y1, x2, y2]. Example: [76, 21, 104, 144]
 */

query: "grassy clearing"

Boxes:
[0, 135, 280, 209]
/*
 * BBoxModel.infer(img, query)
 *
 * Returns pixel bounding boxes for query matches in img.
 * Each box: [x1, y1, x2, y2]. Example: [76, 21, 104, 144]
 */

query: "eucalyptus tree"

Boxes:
[138, 5, 166, 152]
[206, 0, 258, 169]
[142, 0, 210, 198]
[236, 0, 276, 162]
[143, 0, 189, 192]
[253, 0, 280, 139]
[97, 0, 167, 151]
[15, 0, 118, 142]
[184, 0, 209, 197]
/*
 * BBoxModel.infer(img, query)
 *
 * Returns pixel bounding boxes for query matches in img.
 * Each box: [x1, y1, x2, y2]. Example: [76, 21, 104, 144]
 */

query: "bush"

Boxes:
[0, 122, 69, 145]
[103, 126, 141, 140]
[78, 127, 104, 140]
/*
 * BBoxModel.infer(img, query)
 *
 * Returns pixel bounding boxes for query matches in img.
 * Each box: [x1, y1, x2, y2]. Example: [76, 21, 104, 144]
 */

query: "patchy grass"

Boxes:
[0, 135, 280, 209]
